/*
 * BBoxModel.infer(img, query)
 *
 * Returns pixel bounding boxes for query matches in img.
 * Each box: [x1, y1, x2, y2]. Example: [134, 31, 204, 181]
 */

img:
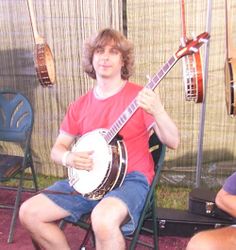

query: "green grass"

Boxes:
[36, 176, 191, 210]
[3, 174, 190, 210]
[35, 175, 62, 189]
[34, 176, 190, 209]
[2, 174, 62, 190]
[156, 185, 191, 210]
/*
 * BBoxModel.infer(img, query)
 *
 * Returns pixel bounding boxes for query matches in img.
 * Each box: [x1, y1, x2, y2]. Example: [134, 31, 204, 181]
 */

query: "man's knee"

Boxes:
[91, 208, 109, 231]
[186, 234, 199, 250]
[19, 196, 45, 229]
[19, 200, 35, 226]
[186, 230, 218, 250]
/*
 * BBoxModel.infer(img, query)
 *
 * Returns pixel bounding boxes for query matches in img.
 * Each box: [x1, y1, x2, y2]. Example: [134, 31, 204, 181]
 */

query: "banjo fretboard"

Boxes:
[104, 55, 177, 144]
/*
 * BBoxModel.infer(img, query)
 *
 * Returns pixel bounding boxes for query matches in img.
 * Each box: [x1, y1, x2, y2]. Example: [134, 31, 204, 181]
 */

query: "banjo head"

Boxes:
[34, 43, 56, 87]
[69, 129, 113, 196]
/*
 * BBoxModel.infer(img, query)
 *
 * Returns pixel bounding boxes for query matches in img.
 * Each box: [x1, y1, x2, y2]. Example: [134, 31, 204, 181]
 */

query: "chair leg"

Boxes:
[59, 220, 95, 249]
[152, 203, 159, 250]
[79, 224, 93, 250]
[59, 219, 67, 230]
[7, 178, 23, 243]
[29, 155, 38, 191]
[129, 225, 141, 250]
[129, 206, 149, 249]
[129, 204, 158, 249]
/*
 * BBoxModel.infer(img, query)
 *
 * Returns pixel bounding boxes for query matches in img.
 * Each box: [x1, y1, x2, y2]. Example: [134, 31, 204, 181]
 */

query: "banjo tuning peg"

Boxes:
[191, 32, 197, 41]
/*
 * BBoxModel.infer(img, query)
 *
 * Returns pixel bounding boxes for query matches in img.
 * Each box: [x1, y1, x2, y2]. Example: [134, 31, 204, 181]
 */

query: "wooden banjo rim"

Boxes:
[68, 129, 128, 200]
[27, 0, 56, 87]
[225, 59, 236, 116]
[34, 44, 56, 87]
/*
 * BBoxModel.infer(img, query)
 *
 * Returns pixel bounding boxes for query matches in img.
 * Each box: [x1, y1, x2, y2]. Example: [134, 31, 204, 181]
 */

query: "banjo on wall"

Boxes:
[225, 0, 236, 116]
[27, 0, 56, 87]
[179, 0, 204, 103]
[68, 32, 210, 200]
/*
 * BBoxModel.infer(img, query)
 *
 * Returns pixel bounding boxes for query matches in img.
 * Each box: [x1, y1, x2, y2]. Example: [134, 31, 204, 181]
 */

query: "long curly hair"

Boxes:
[82, 28, 134, 80]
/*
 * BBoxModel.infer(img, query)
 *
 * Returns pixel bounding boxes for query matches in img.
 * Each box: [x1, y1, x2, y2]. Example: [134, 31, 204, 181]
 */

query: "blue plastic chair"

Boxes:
[0, 90, 38, 243]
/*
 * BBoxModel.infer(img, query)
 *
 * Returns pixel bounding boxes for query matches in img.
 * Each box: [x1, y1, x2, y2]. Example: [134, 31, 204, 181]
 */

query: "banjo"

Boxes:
[180, 0, 204, 103]
[224, 0, 236, 116]
[27, 0, 56, 87]
[68, 32, 210, 200]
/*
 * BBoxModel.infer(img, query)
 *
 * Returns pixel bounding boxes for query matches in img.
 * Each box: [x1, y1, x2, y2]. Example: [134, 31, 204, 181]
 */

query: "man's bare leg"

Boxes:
[186, 226, 236, 250]
[19, 193, 71, 250]
[91, 197, 128, 250]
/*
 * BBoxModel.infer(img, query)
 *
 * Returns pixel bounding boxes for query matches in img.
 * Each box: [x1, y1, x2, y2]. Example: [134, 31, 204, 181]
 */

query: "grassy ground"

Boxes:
[156, 185, 191, 210]
[3, 174, 191, 210]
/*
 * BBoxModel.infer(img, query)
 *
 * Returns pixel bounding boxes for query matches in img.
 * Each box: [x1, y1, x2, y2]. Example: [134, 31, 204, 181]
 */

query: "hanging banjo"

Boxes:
[68, 32, 210, 200]
[224, 0, 236, 116]
[180, 0, 204, 103]
[27, 0, 56, 87]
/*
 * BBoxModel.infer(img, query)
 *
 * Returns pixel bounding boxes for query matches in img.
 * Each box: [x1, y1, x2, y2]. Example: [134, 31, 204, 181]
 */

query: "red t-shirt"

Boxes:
[60, 82, 155, 183]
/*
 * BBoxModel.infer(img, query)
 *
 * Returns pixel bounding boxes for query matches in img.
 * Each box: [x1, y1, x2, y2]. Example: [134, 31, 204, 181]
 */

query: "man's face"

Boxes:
[92, 42, 124, 79]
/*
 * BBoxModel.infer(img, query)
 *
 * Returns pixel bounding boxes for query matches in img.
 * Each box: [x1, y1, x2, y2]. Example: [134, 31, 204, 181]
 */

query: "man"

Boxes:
[186, 172, 236, 250]
[19, 28, 179, 250]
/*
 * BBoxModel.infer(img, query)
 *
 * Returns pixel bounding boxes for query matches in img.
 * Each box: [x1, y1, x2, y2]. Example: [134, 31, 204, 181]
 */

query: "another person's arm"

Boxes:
[215, 172, 236, 217]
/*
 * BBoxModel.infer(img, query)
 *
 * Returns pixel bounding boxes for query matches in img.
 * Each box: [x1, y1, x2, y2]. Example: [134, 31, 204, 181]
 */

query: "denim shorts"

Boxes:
[43, 171, 149, 235]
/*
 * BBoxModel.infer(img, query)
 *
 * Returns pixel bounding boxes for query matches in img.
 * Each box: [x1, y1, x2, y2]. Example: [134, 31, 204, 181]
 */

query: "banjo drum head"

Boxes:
[69, 129, 112, 196]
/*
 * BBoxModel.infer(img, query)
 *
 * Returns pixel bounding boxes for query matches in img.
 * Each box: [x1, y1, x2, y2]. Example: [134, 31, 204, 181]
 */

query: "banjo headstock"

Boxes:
[176, 32, 210, 59]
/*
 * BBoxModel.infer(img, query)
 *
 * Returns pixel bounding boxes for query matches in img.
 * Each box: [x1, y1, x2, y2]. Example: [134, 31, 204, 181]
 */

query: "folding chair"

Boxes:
[0, 90, 38, 243]
[59, 132, 166, 250]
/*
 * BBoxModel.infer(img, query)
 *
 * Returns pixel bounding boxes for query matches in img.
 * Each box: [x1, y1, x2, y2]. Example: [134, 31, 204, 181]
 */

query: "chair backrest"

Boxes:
[137, 132, 166, 220]
[0, 90, 33, 143]
[149, 132, 166, 173]
[127, 132, 166, 249]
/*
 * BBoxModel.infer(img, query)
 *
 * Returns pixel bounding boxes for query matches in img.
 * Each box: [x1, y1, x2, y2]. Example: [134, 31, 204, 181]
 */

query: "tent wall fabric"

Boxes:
[0, 0, 236, 187]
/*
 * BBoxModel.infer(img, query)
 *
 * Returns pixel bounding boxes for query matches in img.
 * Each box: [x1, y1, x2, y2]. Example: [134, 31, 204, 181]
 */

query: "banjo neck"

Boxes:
[104, 55, 178, 144]
[104, 32, 210, 143]
[225, 0, 236, 59]
[27, 0, 44, 44]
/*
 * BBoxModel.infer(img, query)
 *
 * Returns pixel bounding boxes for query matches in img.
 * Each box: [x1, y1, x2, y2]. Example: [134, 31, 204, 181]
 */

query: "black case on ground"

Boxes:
[152, 207, 234, 237]
[188, 188, 235, 221]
